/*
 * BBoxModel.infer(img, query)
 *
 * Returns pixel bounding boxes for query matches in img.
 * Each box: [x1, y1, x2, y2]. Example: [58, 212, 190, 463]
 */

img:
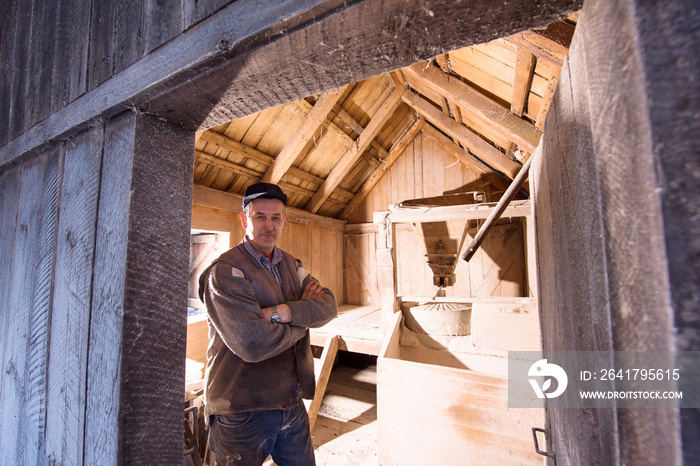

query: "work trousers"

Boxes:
[209, 394, 316, 466]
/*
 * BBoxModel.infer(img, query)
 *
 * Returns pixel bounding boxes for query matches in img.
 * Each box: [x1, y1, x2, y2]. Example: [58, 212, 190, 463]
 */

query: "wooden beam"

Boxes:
[293, 99, 354, 147]
[192, 184, 346, 231]
[434, 54, 451, 73]
[385, 199, 532, 223]
[536, 66, 561, 130]
[263, 86, 348, 184]
[344, 223, 377, 234]
[421, 124, 509, 192]
[340, 118, 424, 219]
[389, 70, 407, 87]
[402, 91, 520, 179]
[403, 62, 542, 154]
[330, 105, 390, 160]
[199, 131, 274, 165]
[374, 211, 399, 329]
[189, 240, 216, 274]
[505, 30, 569, 68]
[307, 86, 406, 213]
[308, 335, 339, 432]
[332, 105, 363, 135]
[512, 49, 537, 117]
[195, 150, 261, 179]
[198, 130, 352, 196]
[277, 181, 347, 208]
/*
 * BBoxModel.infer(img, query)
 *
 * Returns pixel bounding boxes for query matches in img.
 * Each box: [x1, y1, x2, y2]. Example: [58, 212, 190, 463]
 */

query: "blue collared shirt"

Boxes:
[243, 237, 283, 286]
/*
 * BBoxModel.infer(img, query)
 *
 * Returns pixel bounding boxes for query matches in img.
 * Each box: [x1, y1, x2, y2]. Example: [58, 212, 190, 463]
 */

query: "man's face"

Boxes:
[240, 198, 287, 258]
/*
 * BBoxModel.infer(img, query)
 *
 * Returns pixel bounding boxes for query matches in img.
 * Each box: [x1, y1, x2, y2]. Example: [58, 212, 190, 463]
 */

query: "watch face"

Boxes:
[271, 314, 281, 324]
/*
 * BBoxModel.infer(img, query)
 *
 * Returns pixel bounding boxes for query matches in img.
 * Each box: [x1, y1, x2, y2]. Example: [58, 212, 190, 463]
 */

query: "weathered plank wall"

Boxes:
[0, 112, 193, 465]
[0, 0, 240, 146]
[347, 131, 496, 224]
[344, 131, 526, 305]
[534, 0, 700, 464]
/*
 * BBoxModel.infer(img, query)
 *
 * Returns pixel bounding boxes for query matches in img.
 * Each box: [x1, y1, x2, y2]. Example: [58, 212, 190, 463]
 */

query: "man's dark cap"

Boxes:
[242, 182, 288, 208]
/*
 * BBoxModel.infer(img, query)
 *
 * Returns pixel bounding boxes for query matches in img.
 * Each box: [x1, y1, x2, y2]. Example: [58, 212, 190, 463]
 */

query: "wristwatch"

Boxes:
[270, 305, 281, 324]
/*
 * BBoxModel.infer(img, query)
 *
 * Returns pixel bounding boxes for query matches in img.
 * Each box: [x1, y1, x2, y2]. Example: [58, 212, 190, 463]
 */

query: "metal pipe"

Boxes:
[462, 148, 537, 262]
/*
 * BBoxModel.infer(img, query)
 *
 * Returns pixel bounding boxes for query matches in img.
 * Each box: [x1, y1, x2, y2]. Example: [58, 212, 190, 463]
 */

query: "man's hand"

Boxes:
[261, 281, 325, 324]
[301, 280, 323, 299]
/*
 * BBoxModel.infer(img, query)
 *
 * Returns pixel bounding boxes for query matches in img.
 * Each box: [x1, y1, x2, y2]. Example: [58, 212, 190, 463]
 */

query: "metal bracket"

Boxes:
[532, 427, 556, 463]
[184, 405, 199, 457]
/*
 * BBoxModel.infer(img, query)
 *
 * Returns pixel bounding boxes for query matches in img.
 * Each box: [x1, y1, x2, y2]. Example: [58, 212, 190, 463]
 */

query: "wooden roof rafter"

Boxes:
[403, 61, 542, 154]
[262, 86, 349, 184]
[340, 117, 425, 220]
[401, 90, 520, 179]
[306, 85, 406, 213]
[195, 128, 356, 199]
[512, 49, 537, 117]
[504, 19, 575, 68]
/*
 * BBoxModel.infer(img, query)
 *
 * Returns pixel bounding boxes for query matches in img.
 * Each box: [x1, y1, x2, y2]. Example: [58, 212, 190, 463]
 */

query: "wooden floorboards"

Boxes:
[311, 356, 378, 465]
[309, 353, 379, 465]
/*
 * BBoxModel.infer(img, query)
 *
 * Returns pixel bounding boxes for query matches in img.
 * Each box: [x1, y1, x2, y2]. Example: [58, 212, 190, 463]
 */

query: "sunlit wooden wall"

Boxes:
[345, 131, 526, 305]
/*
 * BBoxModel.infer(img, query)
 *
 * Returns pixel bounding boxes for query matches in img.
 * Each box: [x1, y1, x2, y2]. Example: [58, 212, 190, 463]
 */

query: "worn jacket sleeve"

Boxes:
[203, 262, 308, 363]
[286, 261, 338, 328]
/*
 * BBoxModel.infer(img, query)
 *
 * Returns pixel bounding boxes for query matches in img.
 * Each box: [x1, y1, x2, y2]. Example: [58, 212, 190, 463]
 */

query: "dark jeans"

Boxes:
[209, 395, 316, 466]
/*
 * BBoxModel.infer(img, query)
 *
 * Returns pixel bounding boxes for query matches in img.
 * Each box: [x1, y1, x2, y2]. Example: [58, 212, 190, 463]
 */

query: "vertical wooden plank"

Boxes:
[423, 133, 437, 198]
[145, 0, 183, 53]
[45, 125, 104, 466]
[311, 225, 322, 279]
[413, 137, 423, 199]
[118, 113, 192, 464]
[0, 165, 21, 458]
[433, 140, 446, 196]
[405, 137, 415, 201]
[469, 221, 485, 296]
[24, 149, 62, 466]
[53, 0, 90, 110]
[182, 0, 233, 29]
[25, 0, 59, 126]
[87, 0, 116, 91]
[0, 153, 52, 464]
[320, 226, 331, 293]
[83, 111, 135, 465]
[333, 230, 344, 302]
[113, 0, 146, 75]
[8, 0, 35, 140]
[395, 142, 407, 203]
[0, 0, 18, 146]
[344, 235, 355, 304]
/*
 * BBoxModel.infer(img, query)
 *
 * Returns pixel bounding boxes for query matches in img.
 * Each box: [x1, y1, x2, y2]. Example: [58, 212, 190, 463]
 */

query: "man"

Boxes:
[199, 182, 337, 465]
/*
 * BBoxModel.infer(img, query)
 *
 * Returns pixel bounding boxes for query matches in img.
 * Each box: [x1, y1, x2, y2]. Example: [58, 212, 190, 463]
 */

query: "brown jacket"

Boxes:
[199, 242, 336, 419]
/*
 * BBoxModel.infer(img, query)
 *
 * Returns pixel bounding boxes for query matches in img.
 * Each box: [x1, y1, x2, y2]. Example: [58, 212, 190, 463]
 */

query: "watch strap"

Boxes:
[270, 305, 281, 324]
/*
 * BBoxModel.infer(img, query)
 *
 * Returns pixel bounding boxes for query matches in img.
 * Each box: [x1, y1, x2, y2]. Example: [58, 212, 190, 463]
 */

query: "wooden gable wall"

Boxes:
[345, 129, 528, 306]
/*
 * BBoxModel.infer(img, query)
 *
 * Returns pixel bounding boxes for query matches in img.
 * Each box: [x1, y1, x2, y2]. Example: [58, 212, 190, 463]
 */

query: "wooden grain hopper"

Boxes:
[0, 0, 697, 464]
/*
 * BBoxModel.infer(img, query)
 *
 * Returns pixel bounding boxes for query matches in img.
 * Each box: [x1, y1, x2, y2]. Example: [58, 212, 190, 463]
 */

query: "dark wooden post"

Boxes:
[85, 111, 193, 464]
[533, 0, 699, 464]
